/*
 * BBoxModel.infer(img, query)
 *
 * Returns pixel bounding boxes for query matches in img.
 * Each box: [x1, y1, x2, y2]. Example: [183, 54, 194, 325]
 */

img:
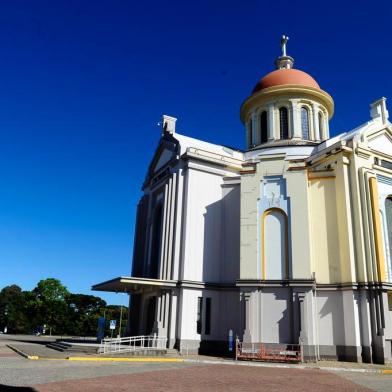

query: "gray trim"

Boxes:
[94, 276, 392, 293]
[180, 280, 238, 290]
[93, 276, 239, 293]
[236, 279, 315, 288]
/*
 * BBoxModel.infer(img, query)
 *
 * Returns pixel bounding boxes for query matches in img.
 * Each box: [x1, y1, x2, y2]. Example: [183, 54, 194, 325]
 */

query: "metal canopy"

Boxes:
[91, 276, 177, 293]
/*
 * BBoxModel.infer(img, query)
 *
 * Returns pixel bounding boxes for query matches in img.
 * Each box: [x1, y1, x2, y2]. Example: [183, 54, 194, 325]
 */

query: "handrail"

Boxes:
[99, 335, 167, 355]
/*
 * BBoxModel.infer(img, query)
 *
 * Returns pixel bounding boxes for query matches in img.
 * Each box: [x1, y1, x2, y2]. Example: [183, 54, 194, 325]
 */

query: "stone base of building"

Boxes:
[175, 339, 234, 356]
[304, 344, 392, 364]
[174, 340, 390, 364]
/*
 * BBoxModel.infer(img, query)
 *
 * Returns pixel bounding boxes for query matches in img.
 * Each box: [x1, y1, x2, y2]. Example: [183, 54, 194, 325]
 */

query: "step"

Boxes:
[46, 343, 70, 352]
[46, 342, 98, 354]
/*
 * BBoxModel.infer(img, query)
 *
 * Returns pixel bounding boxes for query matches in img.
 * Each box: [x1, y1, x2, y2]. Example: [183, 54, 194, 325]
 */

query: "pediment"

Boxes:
[367, 130, 392, 157]
[144, 132, 180, 189]
[153, 148, 174, 173]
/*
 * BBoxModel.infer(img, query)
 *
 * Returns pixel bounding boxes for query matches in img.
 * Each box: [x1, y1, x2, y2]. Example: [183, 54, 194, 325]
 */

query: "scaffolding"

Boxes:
[235, 339, 302, 363]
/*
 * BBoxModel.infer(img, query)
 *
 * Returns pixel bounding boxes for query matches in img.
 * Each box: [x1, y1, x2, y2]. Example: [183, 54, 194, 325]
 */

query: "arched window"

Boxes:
[318, 112, 324, 138]
[385, 197, 392, 269]
[247, 119, 253, 147]
[260, 111, 268, 144]
[279, 107, 289, 139]
[301, 107, 310, 139]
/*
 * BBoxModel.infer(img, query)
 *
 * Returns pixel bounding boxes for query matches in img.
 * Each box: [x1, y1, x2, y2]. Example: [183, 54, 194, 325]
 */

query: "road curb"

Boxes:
[183, 358, 392, 374]
[6, 344, 39, 360]
[67, 356, 184, 362]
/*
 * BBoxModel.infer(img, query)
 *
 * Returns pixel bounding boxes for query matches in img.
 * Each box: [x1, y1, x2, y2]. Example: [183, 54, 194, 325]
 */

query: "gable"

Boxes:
[368, 132, 392, 157]
[143, 132, 180, 190]
[153, 148, 174, 172]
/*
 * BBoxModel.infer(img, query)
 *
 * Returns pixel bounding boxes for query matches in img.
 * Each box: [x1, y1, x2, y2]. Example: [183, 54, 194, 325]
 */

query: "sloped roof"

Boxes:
[174, 132, 244, 160]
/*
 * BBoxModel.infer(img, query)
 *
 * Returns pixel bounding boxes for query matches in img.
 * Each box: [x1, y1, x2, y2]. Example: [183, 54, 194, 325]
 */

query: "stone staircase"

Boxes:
[165, 348, 180, 357]
[46, 341, 99, 354]
[46, 340, 180, 357]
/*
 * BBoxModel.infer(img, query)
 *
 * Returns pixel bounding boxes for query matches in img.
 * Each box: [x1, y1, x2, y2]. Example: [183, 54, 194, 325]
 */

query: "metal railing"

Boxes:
[235, 338, 302, 363]
[99, 335, 167, 355]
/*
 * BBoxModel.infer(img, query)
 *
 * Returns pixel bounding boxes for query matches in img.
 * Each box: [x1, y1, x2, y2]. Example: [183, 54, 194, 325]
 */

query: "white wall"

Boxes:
[221, 185, 240, 282]
[178, 288, 242, 342]
[261, 289, 292, 343]
[316, 292, 345, 345]
[377, 178, 392, 282]
[182, 168, 223, 282]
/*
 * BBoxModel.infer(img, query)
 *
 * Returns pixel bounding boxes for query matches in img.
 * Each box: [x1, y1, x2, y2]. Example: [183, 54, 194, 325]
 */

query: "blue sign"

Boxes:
[110, 319, 116, 330]
[228, 329, 234, 352]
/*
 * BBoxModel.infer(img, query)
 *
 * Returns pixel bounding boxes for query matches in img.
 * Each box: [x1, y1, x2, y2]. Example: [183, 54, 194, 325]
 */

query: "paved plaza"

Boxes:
[0, 337, 391, 391]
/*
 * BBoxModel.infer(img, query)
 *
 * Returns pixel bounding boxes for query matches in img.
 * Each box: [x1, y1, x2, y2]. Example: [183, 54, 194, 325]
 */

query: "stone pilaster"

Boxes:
[251, 112, 258, 146]
[242, 291, 253, 343]
[267, 103, 275, 141]
[312, 103, 320, 141]
[291, 99, 301, 139]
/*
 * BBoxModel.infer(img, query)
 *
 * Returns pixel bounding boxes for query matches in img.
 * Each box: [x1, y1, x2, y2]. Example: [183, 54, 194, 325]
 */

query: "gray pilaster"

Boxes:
[267, 103, 275, 141]
[312, 103, 320, 140]
[242, 291, 253, 343]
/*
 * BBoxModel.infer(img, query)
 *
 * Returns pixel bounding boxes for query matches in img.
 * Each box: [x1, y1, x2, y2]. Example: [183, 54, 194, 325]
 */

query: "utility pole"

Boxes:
[119, 305, 123, 337]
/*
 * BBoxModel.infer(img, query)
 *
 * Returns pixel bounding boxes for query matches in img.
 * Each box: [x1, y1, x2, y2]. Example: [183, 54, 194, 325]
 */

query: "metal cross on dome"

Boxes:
[281, 35, 289, 57]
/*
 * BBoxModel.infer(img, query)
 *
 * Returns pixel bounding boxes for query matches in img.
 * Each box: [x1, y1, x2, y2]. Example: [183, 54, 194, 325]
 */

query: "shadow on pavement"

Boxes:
[0, 386, 37, 391]
[5, 339, 52, 346]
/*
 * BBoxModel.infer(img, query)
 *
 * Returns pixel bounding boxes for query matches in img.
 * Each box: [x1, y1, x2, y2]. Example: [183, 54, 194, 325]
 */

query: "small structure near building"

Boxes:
[235, 339, 301, 363]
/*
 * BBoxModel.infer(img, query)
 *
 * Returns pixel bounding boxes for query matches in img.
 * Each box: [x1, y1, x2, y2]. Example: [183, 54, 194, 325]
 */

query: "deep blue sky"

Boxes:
[0, 0, 391, 304]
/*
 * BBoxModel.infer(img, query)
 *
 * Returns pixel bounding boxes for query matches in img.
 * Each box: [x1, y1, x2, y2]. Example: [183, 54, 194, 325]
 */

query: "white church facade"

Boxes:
[93, 37, 392, 363]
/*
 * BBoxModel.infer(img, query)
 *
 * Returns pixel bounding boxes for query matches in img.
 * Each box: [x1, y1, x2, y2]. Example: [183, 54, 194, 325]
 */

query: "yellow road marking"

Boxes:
[67, 357, 184, 362]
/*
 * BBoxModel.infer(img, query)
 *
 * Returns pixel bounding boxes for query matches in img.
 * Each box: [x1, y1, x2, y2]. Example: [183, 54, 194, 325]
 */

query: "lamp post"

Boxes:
[119, 305, 123, 337]
[4, 305, 8, 334]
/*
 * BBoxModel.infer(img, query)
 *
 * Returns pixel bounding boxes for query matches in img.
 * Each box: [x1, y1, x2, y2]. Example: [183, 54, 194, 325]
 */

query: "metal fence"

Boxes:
[99, 335, 167, 355]
[235, 339, 302, 362]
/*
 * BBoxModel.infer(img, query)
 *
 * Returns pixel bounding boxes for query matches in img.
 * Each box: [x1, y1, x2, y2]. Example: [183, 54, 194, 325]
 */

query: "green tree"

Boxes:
[32, 278, 69, 335]
[0, 285, 28, 333]
[66, 294, 106, 336]
[0, 279, 128, 337]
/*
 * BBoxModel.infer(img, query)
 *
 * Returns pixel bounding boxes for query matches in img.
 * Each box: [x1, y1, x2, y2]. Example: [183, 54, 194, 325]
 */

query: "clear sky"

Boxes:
[0, 0, 391, 305]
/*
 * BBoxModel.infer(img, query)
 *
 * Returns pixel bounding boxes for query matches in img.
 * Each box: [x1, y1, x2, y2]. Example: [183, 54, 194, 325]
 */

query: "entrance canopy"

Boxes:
[92, 276, 177, 294]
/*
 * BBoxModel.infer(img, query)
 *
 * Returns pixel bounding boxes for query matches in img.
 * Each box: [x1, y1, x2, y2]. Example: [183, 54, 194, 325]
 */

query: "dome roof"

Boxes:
[252, 68, 320, 94]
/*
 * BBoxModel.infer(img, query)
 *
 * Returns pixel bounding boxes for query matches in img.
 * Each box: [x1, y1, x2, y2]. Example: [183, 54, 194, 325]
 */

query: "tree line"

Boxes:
[0, 278, 127, 337]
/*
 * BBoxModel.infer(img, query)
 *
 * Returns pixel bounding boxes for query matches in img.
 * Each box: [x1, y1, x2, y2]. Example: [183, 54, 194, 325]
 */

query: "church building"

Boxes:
[93, 37, 392, 363]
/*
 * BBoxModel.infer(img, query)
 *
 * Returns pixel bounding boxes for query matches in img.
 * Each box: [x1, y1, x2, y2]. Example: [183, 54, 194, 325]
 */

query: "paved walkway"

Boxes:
[1, 336, 392, 391]
[0, 353, 391, 391]
[31, 365, 375, 392]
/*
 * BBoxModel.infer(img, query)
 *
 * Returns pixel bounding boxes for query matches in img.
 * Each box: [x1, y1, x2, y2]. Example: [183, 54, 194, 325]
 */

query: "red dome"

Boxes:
[252, 68, 320, 93]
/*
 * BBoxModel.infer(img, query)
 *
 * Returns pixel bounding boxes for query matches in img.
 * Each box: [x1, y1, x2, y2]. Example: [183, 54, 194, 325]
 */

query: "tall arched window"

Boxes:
[260, 111, 268, 144]
[301, 107, 310, 139]
[318, 112, 324, 138]
[279, 107, 289, 139]
[385, 197, 392, 269]
[247, 119, 253, 147]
